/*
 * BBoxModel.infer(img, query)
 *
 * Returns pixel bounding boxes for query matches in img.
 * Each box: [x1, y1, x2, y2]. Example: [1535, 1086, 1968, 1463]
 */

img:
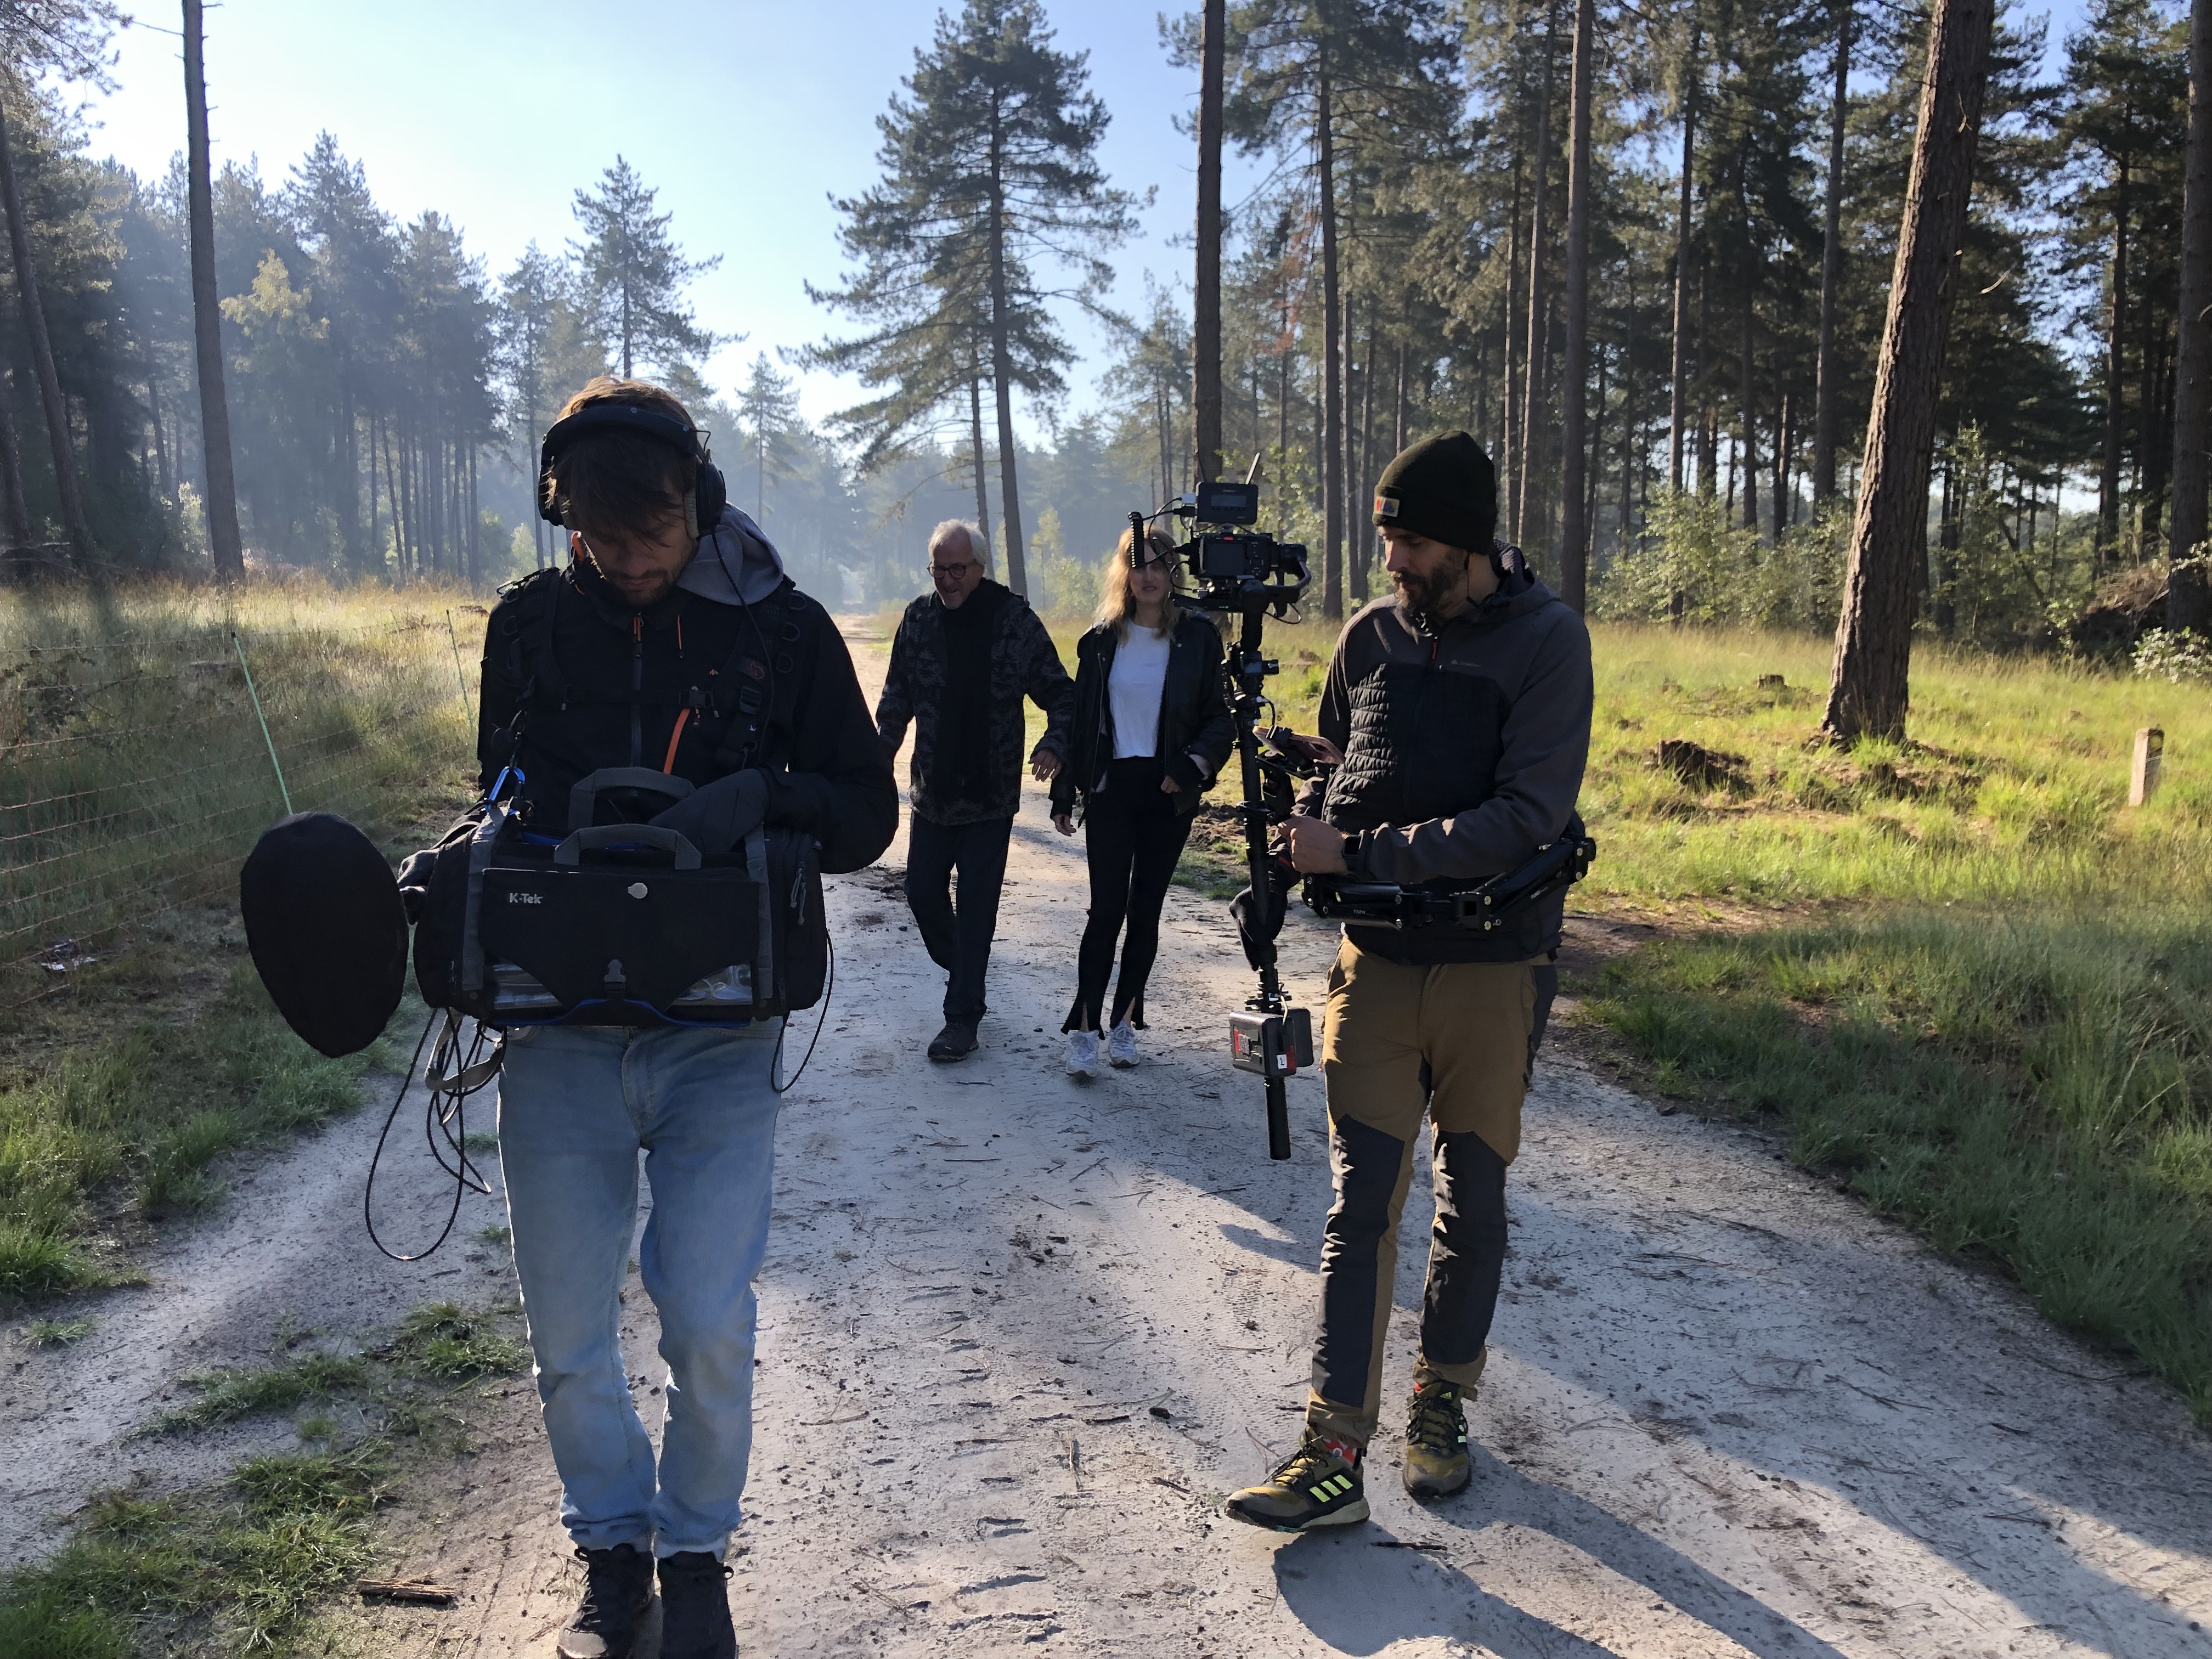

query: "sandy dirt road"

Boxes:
[9, 620, 2212, 1658]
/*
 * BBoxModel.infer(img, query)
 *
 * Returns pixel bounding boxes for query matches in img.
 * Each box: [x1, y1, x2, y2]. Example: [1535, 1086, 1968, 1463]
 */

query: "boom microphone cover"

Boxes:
[240, 811, 407, 1058]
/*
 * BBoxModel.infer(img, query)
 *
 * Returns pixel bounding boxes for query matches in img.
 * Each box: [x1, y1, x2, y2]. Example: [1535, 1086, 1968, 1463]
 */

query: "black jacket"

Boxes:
[476, 558, 897, 876]
[1296, 571, 1591, 964]
[875, 581, 1075, 826]
[1049, 614, 1237, 821]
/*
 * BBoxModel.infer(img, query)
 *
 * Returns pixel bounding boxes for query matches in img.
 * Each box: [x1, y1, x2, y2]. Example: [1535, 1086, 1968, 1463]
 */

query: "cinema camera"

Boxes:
[1125, 477, 1311, 1160]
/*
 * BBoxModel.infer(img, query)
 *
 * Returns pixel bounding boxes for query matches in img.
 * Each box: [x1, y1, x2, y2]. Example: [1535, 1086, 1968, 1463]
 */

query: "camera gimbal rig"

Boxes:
[1130, 477, 1311, 1160]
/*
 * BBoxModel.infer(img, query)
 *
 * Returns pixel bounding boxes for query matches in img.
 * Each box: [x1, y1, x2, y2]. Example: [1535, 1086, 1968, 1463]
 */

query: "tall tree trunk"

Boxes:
[1823, 0, 1997, 744]
[1193, 0, 1225, 483]
[1517, 1, 1559, 550]
[968, 373, 993, 548]
[1739, 235, 1759, 535]
[984, 111, 1028, 596]
[1503, 146, 1525, 534]
[2141, 271, 2171, 552]
[1618, 319, 1638, 554]
[2174, 0, 2212, 629]
[1348, 301, 1374, 600]
[0, 86, 93, 560]
[1317, 60, 1345, 619]
[466, 443, 481, 587]
[1813, 2, 1853, 505]
[2099, 163, 2129, 566]
[183, 0, 244, 581]
[1669, 21, 1700, 493]
[1696, 261, 1715, 493]
[0, 371, 28, 546]
[1557, 0, 1596, 610]
[1393, 338, 1408, 456]
[337, 356, 362, 568]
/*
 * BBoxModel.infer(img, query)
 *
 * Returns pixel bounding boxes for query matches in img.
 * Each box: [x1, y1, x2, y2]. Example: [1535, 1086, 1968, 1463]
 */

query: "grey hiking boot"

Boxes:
[557, 1542, 653, 1659]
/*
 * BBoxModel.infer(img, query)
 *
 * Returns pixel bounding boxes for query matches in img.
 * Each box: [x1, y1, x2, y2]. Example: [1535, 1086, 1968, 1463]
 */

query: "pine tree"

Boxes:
[734, 352, 803, 521]
[816, 0, 1138, 597]
[570, 156, 719, 380]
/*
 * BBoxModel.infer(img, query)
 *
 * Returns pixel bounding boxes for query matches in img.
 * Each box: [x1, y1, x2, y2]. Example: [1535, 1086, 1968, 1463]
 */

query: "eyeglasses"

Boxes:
[929, 562, 977, 578]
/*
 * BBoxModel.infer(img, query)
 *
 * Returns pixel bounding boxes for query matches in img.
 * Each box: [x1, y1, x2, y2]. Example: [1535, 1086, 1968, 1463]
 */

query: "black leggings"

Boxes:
[1065, 757, 1197, 1033]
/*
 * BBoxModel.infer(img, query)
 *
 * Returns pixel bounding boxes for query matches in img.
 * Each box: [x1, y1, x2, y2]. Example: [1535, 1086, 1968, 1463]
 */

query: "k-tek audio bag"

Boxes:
[402, 768, 826, 1028]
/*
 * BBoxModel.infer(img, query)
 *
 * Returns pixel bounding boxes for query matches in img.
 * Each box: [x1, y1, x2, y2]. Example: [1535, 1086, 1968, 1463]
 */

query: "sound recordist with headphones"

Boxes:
[477, 377, 895, 1659]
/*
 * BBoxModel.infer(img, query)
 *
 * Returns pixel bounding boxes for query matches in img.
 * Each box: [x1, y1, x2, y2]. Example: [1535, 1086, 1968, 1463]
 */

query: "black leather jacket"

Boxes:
[1050, 613, 1236, 821]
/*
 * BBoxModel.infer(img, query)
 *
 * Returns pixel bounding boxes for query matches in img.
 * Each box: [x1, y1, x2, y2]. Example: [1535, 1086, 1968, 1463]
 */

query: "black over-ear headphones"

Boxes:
[538, 402, 729, 540]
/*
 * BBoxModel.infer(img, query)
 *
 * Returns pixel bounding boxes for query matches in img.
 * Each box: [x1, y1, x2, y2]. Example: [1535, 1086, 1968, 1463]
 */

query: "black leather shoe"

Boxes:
[557, 1542, 654, 1659]
[927, 1020, 978, 1060]
[658, 1550, 737, 1659]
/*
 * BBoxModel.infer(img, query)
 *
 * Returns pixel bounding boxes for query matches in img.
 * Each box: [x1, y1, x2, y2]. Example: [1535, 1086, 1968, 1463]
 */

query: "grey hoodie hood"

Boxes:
[678, 505, 787, 606]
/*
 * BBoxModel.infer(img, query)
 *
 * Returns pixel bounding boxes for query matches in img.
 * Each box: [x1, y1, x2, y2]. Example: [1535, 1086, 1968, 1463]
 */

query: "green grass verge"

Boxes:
[0, 1297, 527, 1657]
[0, 968, 415, 1302]
[1581, 904, 2212, 1421]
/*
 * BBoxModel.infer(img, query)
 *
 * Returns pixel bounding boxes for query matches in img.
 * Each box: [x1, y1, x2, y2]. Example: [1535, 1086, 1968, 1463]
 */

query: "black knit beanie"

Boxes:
[1371, 431, 1498, 553]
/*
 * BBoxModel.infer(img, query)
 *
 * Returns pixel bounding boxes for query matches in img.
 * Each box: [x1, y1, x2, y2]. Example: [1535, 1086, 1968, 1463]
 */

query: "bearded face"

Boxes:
[1388, 536, 1476, 617]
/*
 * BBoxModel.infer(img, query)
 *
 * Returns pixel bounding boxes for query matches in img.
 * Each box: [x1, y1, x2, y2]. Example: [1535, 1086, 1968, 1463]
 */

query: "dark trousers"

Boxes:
[904, 813, 1013, 1024]
[1065, 757, 1196, 1033]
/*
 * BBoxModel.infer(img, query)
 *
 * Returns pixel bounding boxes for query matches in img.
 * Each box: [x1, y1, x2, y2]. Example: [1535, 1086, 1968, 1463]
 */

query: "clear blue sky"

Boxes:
[77, 1, 2094, 441]
[79, 0, 1261, 437]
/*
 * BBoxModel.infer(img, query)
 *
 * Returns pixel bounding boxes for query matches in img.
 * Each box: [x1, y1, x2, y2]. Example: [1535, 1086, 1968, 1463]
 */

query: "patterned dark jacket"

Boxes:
[875, 581, 1076, 827]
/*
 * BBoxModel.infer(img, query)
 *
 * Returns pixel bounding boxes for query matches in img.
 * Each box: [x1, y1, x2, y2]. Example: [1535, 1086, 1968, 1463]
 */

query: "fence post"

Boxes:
[445, 610, 474, 726]
[2131, 726, 2164, 806]
[232, 630, 294, 816]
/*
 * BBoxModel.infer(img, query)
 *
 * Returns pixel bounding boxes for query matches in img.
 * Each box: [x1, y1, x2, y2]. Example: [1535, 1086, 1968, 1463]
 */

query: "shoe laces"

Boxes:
[573, 1545, 646, 1615]
[1271, 1436, 1349, 1489]
[1407, 1383, 1465, 1451]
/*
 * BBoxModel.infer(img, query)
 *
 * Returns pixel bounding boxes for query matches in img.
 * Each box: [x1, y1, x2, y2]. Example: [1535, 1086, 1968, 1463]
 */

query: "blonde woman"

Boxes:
[1048, 526, 1235, 1074]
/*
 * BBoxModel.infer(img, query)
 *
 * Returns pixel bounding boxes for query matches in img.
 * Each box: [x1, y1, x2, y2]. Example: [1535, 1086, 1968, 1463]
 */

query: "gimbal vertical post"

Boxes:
[1227, 607, 1293, 1161]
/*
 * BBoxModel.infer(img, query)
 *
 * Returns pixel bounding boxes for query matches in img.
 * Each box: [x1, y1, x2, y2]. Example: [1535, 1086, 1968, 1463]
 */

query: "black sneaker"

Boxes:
[658, 1551, 736, 1659]
[557, 1542, 653, 1659]
[1403, 1378, 1472, 1497]
[927, 1020, 979, 1060]
[1223, 1432, 1369, 1532]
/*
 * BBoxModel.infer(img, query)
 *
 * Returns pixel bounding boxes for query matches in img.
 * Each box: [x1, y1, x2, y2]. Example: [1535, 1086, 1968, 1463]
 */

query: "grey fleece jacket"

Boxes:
[1297, 572, 1592, 961]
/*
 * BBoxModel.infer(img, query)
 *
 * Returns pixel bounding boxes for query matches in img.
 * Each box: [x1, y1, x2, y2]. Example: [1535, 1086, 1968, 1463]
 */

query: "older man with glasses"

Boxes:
[876, 520, 1075, 1060]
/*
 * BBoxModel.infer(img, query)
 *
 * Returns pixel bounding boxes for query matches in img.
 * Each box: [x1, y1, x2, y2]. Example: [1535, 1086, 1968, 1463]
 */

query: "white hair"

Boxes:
[928, 518, 990, 571]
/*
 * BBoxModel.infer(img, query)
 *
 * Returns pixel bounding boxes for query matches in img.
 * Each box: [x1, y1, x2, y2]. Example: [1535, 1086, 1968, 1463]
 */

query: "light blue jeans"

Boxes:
[496, 1019, 781, 1560]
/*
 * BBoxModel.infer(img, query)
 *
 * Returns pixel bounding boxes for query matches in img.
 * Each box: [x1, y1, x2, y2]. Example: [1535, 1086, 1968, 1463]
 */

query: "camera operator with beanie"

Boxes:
[477, 377, 895, 1659]
[875, 521, 1075, 1061]
[1224, 431, 1592, 1531]
[1048, 524, 1235, 1075]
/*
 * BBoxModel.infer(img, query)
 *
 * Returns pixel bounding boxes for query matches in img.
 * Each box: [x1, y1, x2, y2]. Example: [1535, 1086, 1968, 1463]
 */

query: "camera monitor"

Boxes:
[1193, 479, 1259, 526]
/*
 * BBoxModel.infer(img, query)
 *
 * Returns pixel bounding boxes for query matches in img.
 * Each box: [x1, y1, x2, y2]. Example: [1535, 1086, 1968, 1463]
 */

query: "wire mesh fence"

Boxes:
[0, 602, 478, 980]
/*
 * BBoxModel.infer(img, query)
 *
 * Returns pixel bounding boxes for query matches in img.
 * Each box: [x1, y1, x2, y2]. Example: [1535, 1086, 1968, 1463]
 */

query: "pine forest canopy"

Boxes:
[0, 0, 2203, 674]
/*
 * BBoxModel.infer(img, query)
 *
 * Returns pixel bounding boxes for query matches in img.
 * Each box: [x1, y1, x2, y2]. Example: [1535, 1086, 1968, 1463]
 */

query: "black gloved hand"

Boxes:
[648, 769, 769, 855]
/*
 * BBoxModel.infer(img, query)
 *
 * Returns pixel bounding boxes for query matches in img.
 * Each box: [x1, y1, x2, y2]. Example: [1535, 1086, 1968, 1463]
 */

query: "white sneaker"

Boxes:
[1106, 1020, 1138, 1068]
[1065, 1030, 1102, 1077]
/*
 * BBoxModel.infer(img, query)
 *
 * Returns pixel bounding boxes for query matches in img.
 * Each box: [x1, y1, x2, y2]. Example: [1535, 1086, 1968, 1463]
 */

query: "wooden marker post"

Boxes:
[2131, 727, 2165, 806]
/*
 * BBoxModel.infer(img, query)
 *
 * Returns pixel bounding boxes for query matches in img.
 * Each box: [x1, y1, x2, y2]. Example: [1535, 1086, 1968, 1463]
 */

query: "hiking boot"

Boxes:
[557, 1542, 653, 1659]
[1402, 1378, 1472, 1498]
[658, 1551, 737, 1659]
[927, 1020, 978, 1061]
[1223, 1432, 1369, 1532]
[1105, 1020, 1139, 1068]
[1064, 1029, 1101, 1077]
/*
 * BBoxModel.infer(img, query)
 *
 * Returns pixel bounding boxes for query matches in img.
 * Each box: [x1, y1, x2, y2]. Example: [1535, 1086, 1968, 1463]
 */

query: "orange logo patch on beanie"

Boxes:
[1373, 493, 1400, 518]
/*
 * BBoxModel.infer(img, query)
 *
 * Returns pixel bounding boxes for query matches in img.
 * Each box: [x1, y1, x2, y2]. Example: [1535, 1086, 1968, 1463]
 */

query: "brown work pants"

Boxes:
[1305, 938, 1539, 1449]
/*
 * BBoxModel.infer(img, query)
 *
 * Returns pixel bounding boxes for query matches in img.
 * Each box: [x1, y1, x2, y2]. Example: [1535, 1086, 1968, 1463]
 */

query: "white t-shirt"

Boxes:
[1108, 625, 1171, 759]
